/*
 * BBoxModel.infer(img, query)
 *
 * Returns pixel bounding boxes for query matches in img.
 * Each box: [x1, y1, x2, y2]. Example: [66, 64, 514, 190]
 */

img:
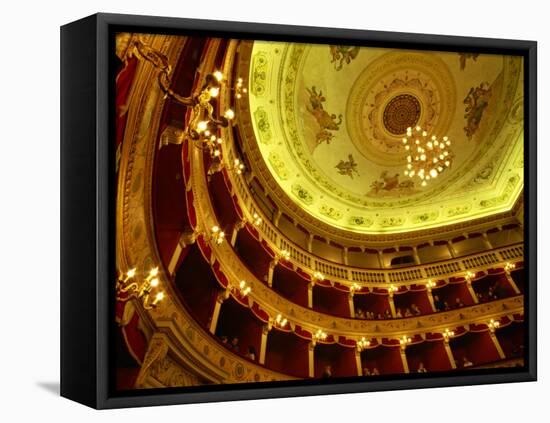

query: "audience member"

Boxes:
[322, 365, 332, 378]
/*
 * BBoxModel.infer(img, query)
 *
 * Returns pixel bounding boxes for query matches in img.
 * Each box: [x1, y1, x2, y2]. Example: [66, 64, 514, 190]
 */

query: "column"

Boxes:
[308, 282, 314, 308]
[426, 288, 436, 312]
[466, 280, 479, 304]
[400, 346, 410, 373]
[377, 250, 384, 268]
[355, 349, 363, 376]
[343, 247, 349, 265]
[259, 325, 270, 365]
[167, 242, 183, 276]
[308, 342, 315, 378]
[209, 293, 225, 334]
[489, 330, 506, 359]
[273, 209, 282, 227]
[267, 260, 277, 287]
[505, 271, 521, 294]
[443, 339, 457, 369]
[307, 234, 313, 253]
[388, 293, 397, 318]
[348, 293, 355, 318]
[231, 220, 245, 247]
[447, 241, 456, 258]
[168, 231, 197, 275]
[412, 246, 421, 265]
[482, 232, 493, 250]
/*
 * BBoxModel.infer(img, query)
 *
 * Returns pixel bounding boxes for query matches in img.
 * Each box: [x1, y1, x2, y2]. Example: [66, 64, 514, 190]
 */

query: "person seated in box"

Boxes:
[462, 356, 473, 368]
[434, 295, 444, 312]
[247, 346, 256, 361]
[230, 337, 240, 353]
[411, 303, 421, 315]
[322, 365, 332, 378]
[455, 297, 465, 308]
[417, 362, 428, 373]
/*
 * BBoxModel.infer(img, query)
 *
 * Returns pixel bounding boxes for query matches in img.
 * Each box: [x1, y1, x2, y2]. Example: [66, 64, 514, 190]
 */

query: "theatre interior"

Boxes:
[114, 32, 526, 390]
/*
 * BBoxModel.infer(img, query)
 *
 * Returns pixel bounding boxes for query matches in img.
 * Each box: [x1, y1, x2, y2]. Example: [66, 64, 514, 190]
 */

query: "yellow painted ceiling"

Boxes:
[247, 41, 524, 234]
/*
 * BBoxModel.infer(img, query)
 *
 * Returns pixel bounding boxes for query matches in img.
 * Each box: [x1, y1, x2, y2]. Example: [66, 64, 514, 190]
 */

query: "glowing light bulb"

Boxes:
[197, 121, 208, 132]
[224, 109, 235, 120]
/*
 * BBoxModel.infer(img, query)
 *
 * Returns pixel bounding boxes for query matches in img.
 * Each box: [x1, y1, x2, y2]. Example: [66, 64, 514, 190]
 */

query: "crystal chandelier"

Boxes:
[402, 126, 453, 187]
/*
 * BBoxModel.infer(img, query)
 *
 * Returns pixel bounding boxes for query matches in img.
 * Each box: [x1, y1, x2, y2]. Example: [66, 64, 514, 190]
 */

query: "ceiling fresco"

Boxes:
[247, 41, 524, 234]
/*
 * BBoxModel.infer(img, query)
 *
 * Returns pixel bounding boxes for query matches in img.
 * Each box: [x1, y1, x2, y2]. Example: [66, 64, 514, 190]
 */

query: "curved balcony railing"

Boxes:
[214, 154, 523, 288]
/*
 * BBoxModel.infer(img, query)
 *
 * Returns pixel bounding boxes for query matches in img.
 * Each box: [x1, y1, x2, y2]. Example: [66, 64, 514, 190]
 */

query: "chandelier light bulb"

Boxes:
[224, 109, 235, 120]
[402, 126, 453, 187]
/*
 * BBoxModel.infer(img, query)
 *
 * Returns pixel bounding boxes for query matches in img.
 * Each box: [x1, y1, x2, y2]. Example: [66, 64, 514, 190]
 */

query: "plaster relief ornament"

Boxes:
[458, 52, 480, 70]
[463, 82, 492, 139]
[335, 154, 360, 179]
[329, 45, 360, 71]
[306, 86, 343, 145]
[368, 171, 416, 198]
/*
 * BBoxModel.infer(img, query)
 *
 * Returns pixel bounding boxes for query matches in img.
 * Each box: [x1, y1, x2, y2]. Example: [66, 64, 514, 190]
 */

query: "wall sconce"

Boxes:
[234, 77, 247, 99]
[465, 271, 476, 282]
[252, 212, 262, 227]
[504, 262, 516, 273]
[238, 280, 252, 297]
[443, 328, 455, 341]
[312, 271, 325, 282]
[279, 249, 291, 261]
[210, 225, 225, 245]
[228, 158, 246, 175]
[388, 285, 398, 294]
[426, 279, 436, 289]
[314, 329, 328, 341]
[399, 335, 412, 347]
[357, 337, 371, 351]
[116, 267, 165, 310]
[274, 313, 288, 328]
[350, 283, 361, 293]
[488, 318, 500, 332]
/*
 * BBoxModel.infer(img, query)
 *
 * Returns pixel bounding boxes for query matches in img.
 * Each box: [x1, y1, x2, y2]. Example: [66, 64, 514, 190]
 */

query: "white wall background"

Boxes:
[0, 0, 546, 421]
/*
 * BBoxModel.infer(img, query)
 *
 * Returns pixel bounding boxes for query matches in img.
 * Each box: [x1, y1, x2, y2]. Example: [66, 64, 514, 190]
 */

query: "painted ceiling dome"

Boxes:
[246, 42, 524, 234]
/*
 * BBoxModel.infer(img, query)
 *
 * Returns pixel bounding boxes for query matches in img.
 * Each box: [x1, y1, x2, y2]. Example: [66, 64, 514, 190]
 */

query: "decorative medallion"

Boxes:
[382, 94, 421, 135]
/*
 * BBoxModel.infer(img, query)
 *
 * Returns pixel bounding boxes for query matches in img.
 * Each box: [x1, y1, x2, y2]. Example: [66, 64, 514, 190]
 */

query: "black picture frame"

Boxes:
[60, 12, 537, 409]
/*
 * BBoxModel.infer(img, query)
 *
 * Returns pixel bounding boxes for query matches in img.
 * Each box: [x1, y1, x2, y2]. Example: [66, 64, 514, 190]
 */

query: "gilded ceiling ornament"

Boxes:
[268, 152, 290, 180]
[382, 94, 422, 135]
[291, 183, 314, 205]
[251, 52, 268, 96]
[253, 107, 272, 144]
[348, 216, 373, 227]
[411, 211, 439, 224]
[319, 204, 343, 220]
